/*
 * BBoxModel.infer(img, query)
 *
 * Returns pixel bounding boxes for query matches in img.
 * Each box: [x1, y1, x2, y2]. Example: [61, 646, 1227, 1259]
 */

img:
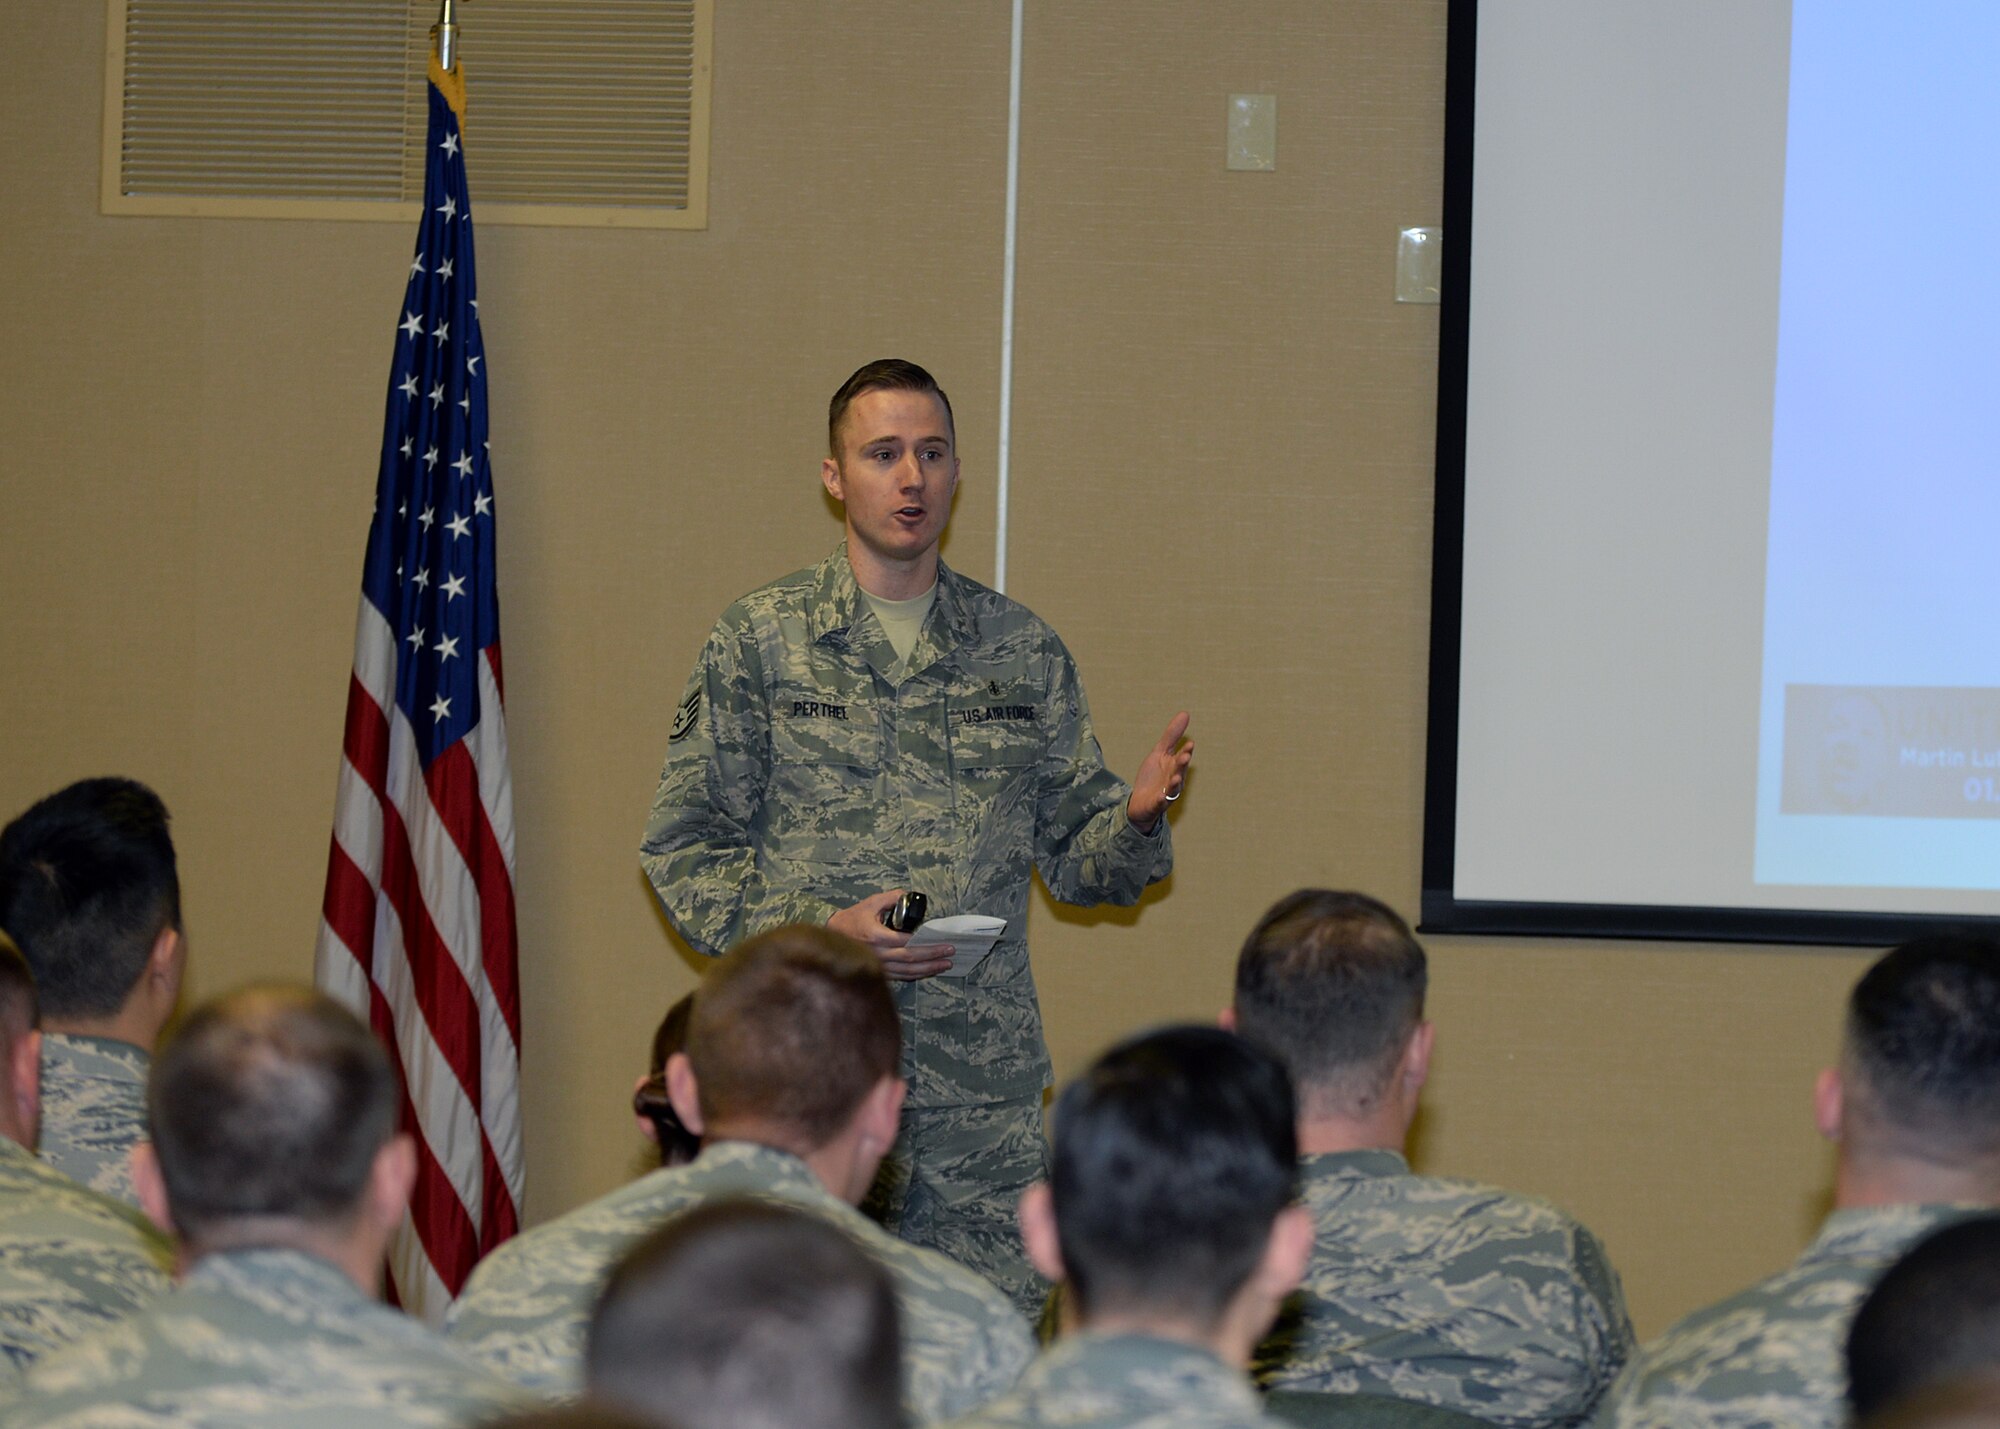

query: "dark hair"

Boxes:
[588, 1200, 900, 1429]
[827, 359, 954, 456]
[1051, 1025, 1297, 1326]
[687, 926, 900, 1152]
[149, 985, 401, 1238]
[1845, 935, 2000, 1162]
[1232, 889, 1426, 1113]
[0, 778, 180, 1021]
[1849, 1216, 2000, 1419]
[0, 930, 38, 1057]
[482, 1407, 662, 1429]
[633, 993, 699, 1168]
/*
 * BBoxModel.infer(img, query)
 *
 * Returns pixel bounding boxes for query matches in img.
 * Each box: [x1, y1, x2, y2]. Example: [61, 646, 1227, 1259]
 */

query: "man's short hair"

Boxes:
[1232, 889, 1427, 1114]
[0, 930, 37, 1059]
[687, 926, 900, 1151]
[1848, 1216, 2000, 1420]
[588, 1200, 900, 1429]
[827, 358, 955, 456]
[149, 985, 401, 1239]
[1051, 1025, 1297, 1326]
[0, 778, 180, 1022]
[1844, 934, 2000, 1164]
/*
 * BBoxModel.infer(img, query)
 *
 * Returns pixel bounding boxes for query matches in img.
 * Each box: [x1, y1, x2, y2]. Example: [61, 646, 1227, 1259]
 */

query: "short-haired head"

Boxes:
[1232, 889, 1427, 1117]
[1843, 935, 2000, 1166]
[828, 359, 954, 457]
[149, 984, 401, 1241]
[634, 993, 698, 1168]
[1050, 1024, 1297, 1327]
[686, 926, 900, 1153]
[588, 1199, 900, 1429]
[1849, 1215, 2000, 1420]
[0, 778, 180, 1021]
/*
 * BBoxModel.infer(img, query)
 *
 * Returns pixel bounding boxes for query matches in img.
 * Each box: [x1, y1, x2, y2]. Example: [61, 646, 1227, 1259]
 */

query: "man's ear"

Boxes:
[1814, 1066, 1843, 1142]
[1253, 1204, 1315, 1302]
[370, 1133, 419, 1233]
[666, 1052, 705, 1136]
[821, 456, 846, 503]
[855, 1075, 906, 1159]
[10, 1027, 41, 1145]
[1403, 1021, 1435, 1091]
[1218, 1006, 1237, 1032]
[131, 1141, 175, 1235]
[1018, 1182, 1065, 1283]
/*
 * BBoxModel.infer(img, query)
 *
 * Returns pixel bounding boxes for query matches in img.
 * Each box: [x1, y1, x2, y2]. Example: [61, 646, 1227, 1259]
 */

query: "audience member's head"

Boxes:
[587, 1199, 900, 1429]
[1021, 1025, 1308, 1360]
[0, 778, 184, 1047]
[632, 993, 698, 1168]
[1229, 889, 1431, 1135]
[665, 926, 902, 1203]
[0, 930, 42, 1147]
[140, 984, 412, 1286]
[1849, 1215, 2000, 1420]
[1861, 1376, 2000, 1429]
[1821, 935, 2000, 1197]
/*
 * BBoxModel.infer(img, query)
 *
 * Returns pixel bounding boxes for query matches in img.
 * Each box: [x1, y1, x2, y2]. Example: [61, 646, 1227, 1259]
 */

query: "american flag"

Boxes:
[316, 58, 523, 1321]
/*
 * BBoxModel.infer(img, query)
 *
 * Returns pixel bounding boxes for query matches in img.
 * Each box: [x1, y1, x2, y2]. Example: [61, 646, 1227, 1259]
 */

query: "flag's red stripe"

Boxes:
[399, 1058, 480, 1292]
[487, 641, 506, 705]
[425, 738, 522, 1044]
[480, 1138, 519, 1253]
[375, 787, 484, 1106]
[322, 836, 378, 976]
[342, 669, 392, 791]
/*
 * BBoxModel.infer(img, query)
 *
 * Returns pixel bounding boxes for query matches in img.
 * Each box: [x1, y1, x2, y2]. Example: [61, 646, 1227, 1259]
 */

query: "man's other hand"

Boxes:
[828, 890, 956, 981]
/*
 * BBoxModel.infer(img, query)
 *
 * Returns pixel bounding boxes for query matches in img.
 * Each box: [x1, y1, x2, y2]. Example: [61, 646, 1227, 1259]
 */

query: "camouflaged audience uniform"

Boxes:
[0, 1136, 171, 1381]
[444, 1139, 1036, 1421]
[1596, 1203, 1984, 1429]
[949, 1332, 1279, 1429]
[5, 1245, 527, 1428]
[1255, 1149, 1632, 1427]
[641, 546, 1173, 1307]
[36, 1034, 149, 1209]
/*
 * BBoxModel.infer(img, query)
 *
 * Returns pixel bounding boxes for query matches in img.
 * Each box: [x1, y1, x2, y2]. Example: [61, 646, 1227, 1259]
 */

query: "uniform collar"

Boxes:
[42, 1031, 151, 1081]
[1031, 1331, 1262, 1415]
[1302, 1147, 1411, 1181]
[807, 544, 977, 680]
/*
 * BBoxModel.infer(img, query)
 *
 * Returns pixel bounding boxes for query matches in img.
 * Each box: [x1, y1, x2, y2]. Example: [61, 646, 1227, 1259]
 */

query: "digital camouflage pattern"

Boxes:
[0, 1136, 171, 1381]
[1595, 1203, 1984, 1429]
[36, 1034, 149, 1209]
[5, 1245, 529, 1429]
[444, 1139, 1036, 1421]
[949, 1332, 1278, 1429]
[641, 546, 1171, 1304]
[1254, 1149, 1633, 1428]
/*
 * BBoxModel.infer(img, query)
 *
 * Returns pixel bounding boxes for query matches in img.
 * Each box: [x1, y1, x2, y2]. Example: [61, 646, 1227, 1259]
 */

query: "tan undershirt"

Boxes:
[861, 583, 937, 681]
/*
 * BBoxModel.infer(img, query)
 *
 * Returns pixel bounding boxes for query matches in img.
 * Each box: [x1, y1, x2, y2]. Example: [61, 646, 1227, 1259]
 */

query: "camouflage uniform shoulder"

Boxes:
[35, 1035, 150, 1208]
[1598, 1203, 1981, 1429]
[952, 1332, 1273, 1429]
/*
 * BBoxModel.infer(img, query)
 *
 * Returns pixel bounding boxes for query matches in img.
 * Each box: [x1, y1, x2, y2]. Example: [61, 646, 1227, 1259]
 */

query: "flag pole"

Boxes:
[435, 0, 460, 75]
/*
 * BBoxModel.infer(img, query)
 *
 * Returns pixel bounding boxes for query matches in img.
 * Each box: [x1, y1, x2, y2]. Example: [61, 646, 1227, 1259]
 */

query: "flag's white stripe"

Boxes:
[330, 751, 387, 889]
[472, 647, 517, 866]
[314, 915, 371, 1017]
[465, 649, 524, 1207]
[388, 1215, 455, 1327]
[354, 595, 397, 710]
[370, 886, 486, 1230]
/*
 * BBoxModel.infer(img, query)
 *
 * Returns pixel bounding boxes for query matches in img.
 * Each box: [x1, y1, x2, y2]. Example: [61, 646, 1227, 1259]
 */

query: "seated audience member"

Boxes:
[952, 1025, 1309, 1429]
[447, 925, 1034, 1421]
[0, 777, 186, 1206]
[0, 932, 170, 1383]
[7, 985, 528, 1428]
[1601, 933, 2000, 1429]
[1227, 890, 1632, 1427]
[587, 1199, 901, 1429]
[1848, 1215, 2000, 1421]
[630, 993, 698, 1168]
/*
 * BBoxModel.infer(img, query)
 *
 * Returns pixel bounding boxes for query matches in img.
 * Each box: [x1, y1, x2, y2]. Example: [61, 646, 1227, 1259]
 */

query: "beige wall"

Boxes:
[0, 1, 1869, 1337]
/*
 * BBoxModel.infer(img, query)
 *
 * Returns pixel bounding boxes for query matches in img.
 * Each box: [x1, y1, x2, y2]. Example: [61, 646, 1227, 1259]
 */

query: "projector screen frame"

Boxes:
[1416, 0, 1997, 950]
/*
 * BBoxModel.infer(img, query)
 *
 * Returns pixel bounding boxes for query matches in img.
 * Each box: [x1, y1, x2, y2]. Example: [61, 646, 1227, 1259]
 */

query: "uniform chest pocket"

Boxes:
[770, 710, 877, 771]
[949, 705, 1045, 805]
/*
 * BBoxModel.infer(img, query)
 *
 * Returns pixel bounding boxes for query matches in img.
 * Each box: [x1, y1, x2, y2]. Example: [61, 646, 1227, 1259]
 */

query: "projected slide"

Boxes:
[1755, 1, 2000, 890]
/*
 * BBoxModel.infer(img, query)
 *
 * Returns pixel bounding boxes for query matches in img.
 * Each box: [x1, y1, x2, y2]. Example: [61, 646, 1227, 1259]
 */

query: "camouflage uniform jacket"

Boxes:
[0, 1136, 171, 1381]
[1254, 1149, 1634, 1428]
[1595, 1202, 1984, 1429]
[37, 1034, 149, 1208]
[6, 1245, 529, 1428]
[642, 546, 1172, 1108]
[444, 1139, 1036, 1420]
[950, 1331, 1277, 1429]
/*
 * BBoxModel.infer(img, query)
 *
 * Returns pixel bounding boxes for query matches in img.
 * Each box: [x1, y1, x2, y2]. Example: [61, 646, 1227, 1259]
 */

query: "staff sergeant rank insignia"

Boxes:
[668, 687, 700, 743]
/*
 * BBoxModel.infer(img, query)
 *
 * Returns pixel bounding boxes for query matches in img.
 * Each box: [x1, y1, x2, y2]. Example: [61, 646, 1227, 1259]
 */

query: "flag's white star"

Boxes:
[400, 310, 423, 340]
[452, 453, 474, 479]
[467, 353, 481, 376]
[419, 505, 436, 528]
[446, 513, 471, 540]
[400, 437, 413, 459]
[430, 694, 452, 723]
[432, 320, 450, 346]
[435, 633, 460, 660]
[398, 501, 408, 516]
[423, 448, 440, 472]
[470, 298, 479, 314]
[438, 194, 458, 221]
[413, 567, 432, 590]
[459, 392, 471, 416]
[439, 258, 454, 282]
[399, 373, 419, 399]
[442, 131, 460, 159]
[429, 382, 445, 408]
[442, 573, 467, 600]
[410, 252, 426, 278]
[472, 491, 492, 517]
[407, 625, 426, 649]
[395, 562, 403, 578]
